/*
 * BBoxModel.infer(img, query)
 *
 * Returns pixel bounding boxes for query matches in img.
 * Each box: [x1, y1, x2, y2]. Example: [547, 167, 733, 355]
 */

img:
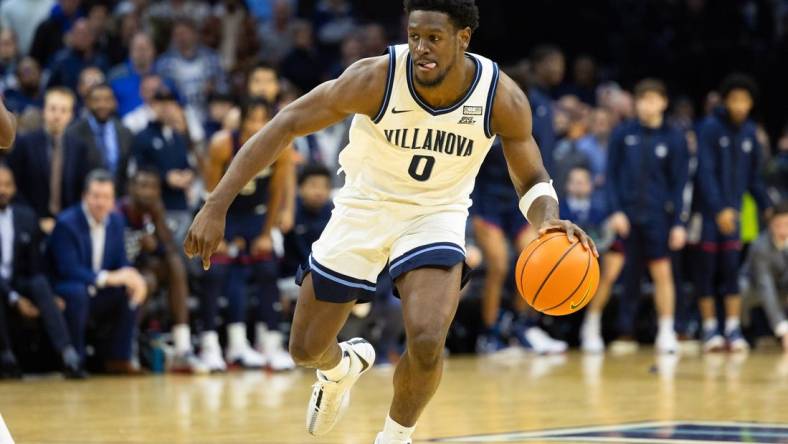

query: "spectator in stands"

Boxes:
[75, 66, 106, 110]
[46, 18, 110, 91]
[765, 125, 788, 201]
[156, 18, 227, 121]
[85, 1, 125, 67]
[200, 98, 293, 371]
[576, 108, 614, 187]
[0, 0, 55, 56]
[109, 32, 157, 117]
[0, 164, 84, 379]
[258, 0, 296, 64]
[283, 164, 333, 276]
[148, 0, 211, 27]
[559, 166, 607, 240]
[746, 201, 788, 352]
[528, 45, 564, 175]
[131, 88, 195, 245]
[0, 29, 20, 92]
[65, 83, 134, 196]
[203, 93, 236, 140]
[551, 96, 592, 198]
[8, 87, 98, 235]
[48, 169, 147, 374]
[122, 74, 164, 134]
[328, 32, 364, 78]
[695, 73, 774, 352]
[247, 62, 281, 106]
[118, 167, 207, 373]
[580, 78, 689, 354]
[558, 55, 598, 106]
[3, 58, 44, 115]
[362, 23, 388, 57]
[30, 0, 84, 68]
[280, 20, 322, 93]
[313, 0, 356, 56]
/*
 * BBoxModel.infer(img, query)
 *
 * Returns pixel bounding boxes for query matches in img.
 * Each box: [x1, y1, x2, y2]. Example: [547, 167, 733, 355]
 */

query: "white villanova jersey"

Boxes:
[336, 44, 500, 212]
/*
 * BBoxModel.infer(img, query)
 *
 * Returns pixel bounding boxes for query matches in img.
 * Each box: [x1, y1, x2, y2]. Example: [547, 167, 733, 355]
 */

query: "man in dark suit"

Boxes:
[8, 87, 99, 235]
[0, 163, 83, 379]
[65, 83, 133, 195]
[49, 170, 147, 374]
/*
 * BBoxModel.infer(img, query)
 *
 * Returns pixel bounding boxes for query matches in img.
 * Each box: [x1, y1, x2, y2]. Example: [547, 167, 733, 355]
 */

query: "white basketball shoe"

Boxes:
[306, 338, 376, 436]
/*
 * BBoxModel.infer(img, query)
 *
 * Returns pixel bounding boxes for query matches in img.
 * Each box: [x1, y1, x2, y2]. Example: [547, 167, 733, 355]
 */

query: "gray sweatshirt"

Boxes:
[746, 232, 788, 337]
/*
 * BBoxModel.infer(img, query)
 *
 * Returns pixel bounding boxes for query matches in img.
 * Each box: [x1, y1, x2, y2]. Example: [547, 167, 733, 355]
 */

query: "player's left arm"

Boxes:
[492, 73, 598, 256]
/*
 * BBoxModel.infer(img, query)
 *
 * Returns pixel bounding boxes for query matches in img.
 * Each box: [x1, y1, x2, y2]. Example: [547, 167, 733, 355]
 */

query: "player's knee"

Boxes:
[407, 330, 444, 370]
[288, 334, 327, 367]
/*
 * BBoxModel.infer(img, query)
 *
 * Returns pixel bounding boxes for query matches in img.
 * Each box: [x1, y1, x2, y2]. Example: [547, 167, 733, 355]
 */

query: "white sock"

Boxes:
[584, 312, 602, 333]
[725, 317, 740, 334]
[380, 415, 416, 443]
[703, 318, 718, 333]
[255, 322, 268, 348]
[173, 324, 192, 354]
[658, 317, 674, 336]
[201, 331, 220, 351]
[319, 351, 350, 381]
[227, 322, 248, 352]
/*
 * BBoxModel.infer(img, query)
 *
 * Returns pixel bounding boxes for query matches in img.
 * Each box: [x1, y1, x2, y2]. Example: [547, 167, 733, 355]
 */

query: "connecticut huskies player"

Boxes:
[184, 1, 597, 442]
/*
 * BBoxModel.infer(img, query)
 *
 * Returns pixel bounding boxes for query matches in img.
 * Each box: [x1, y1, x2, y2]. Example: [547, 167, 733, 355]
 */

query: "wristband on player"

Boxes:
[519, 180, 559, 223]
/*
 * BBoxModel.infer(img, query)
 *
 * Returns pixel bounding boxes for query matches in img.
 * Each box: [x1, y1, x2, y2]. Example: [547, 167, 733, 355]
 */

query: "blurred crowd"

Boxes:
[0, 0, 785, 380]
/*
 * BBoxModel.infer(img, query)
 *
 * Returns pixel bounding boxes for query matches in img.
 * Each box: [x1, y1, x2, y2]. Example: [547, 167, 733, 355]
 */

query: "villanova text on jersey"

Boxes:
[383, 128, 474, 157]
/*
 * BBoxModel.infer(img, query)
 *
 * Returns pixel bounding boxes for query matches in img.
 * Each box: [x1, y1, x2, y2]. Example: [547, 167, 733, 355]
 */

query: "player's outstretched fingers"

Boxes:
[183, 230, 195, 258]
[564, 222, 576, 244]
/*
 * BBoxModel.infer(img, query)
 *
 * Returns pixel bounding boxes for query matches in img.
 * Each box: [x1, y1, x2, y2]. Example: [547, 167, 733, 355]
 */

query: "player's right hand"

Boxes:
[716, 207, 738, 235]
[184, 204, 227, 270]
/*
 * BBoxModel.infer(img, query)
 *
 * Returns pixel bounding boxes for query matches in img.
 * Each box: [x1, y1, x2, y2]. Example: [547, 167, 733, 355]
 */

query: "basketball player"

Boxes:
[201, 98, 294, 371]
[185, 1, 596, 442]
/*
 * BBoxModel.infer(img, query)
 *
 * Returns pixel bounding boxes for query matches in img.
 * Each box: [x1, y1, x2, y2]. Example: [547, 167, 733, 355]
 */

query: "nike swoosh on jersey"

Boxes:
[391, 108, 413, 114]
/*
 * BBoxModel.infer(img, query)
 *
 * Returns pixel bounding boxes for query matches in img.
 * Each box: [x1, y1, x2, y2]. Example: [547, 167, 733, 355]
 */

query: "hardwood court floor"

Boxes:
[1, 349, 788, 444]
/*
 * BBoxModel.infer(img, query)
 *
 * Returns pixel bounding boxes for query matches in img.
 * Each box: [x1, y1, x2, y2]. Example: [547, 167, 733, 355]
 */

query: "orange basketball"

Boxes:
[515, 232, 599, 316]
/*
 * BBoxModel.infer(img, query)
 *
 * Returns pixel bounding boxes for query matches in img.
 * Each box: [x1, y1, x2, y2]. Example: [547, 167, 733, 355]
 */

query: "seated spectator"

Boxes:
[579, 79, 689, 355]
[200, 98, 293, 371]
[203, 93, 236, 140]
[118, 167, 207, 373]
[0, 163, 83, 379]
[0, 29, 20, 92]
[46, 18, 110, 91]
[0, 0, 55, 56]
[109, 32, 157, 116]
[280, 20, 322, 93]
[559, 166, 608, 241]
[257, 0, 296, 64]
[9, 87, 99, 235]
[3, 57, 44, 115]
[48, 170, 147, 374]
[122, 74, 165, 134]
[764, 125, 788, 201]
[156, 18, 227, 122]
[132, 88, 195, 245]
[576, 108, 613, 187]
[30, 0, 84, 68]
[65, 83, 133, 196]
[85, 1, 125, 67]
[283, 164, 334, 276]
[247, 62, 281, 107]
[745, 202, 788, 352]
[75, 66, 106, 113]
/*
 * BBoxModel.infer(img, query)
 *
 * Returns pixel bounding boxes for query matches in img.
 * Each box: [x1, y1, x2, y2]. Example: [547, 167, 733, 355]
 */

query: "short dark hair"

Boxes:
[86, 82, 114, 100]
[298, 163, 332, 186]
[404, 0, 479, 32]
[530, 45, 562, 65]
[133, 165, 161, 182]
[634, 78, 667, 98]
[239, 97, 272, 124]
[251, 61, 278, 77]
[720, 73, 758, 100]
[85, 169, 115, 191]
[772, 201, 788, 218]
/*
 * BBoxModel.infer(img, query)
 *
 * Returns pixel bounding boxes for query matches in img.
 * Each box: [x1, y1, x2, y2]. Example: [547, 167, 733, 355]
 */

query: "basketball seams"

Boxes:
[541, 248, 592, 312]
[530, 241, 581, 306]
[517, 233, 565, 297]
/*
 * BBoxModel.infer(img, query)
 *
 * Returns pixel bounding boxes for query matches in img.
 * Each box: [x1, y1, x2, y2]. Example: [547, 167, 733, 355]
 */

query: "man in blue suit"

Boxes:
[48, 170, 147, 374]
[8, 87, 99, 235]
